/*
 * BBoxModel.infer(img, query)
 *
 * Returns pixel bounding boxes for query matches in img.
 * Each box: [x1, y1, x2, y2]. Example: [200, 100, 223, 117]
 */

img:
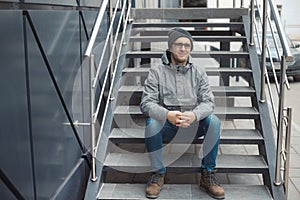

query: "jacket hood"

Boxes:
[161, 50, 193, 74]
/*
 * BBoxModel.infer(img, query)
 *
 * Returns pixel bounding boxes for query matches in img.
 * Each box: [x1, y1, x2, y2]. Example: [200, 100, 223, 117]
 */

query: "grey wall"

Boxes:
[0, 1, 104, 199]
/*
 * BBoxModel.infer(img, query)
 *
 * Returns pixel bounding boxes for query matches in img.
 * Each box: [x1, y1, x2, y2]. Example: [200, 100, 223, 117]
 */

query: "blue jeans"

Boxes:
[145, 114, 221, 174]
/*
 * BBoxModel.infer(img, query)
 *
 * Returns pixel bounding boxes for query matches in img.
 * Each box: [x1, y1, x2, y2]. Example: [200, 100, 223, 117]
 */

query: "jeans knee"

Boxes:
[209, 114, 221, 136]
[145, 118, 164, 138]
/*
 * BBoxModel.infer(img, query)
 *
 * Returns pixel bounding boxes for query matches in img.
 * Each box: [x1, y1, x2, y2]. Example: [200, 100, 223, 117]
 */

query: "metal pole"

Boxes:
[274, 55, 287, 186]
[240, 0, 244, 8]
[249, 0, 255, 46]
[260, 0, 268, 103]
[90, 54, 97, 182]
[284, 107, 292, 199]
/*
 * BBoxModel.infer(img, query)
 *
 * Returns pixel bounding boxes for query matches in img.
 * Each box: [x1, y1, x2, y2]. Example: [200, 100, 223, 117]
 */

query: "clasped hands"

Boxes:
[167, 111, 196, 128]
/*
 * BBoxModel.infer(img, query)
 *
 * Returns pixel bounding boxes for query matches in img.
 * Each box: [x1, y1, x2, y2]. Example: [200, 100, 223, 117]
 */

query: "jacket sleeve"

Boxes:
[192, 68, 215, 121]
[140, 67, 169, 121]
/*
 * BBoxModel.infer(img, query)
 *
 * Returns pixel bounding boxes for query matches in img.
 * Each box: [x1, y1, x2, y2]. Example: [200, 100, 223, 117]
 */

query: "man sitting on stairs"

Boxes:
[140, 27, 225, 199]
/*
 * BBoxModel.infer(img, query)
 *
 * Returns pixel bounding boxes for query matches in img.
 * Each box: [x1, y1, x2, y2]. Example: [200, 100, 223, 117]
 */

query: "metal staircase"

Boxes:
[84, 1, 289, 199]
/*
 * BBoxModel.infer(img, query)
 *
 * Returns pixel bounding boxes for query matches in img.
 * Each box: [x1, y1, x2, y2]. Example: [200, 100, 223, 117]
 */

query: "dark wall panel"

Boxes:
[25, 11, 83, 199]
[0, 11, 35, 200]
[0, 2, 101, 199]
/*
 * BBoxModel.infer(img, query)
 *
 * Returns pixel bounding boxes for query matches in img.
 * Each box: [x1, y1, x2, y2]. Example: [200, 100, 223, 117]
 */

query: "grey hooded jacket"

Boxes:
[140, 50, 215, 122]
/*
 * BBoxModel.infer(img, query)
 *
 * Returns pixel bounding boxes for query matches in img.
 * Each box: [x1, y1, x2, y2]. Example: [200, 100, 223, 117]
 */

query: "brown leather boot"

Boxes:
[200, 169, 225, 199]
[145, 173, 165, 199]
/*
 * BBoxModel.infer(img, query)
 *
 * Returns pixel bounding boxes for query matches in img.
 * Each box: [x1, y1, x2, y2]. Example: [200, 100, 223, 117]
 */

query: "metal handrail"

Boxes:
[73, 0, 130, 182]
[84, 0, 109, 57]
[268, 0, 293, 62]
[249, 0, 293, 194]
[87, 0, 130, 181]
[95, 1, 131, 152]
[93, 0, 121, 123]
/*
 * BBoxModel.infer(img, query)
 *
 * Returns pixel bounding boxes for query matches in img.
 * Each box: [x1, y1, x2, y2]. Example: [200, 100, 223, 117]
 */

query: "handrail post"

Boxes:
[274, 55, 287, 186]
[90, 54, 97, 182]
[284, 107, 292, 199]
[249, 0, 255, 46]
[260, 0, 268, 103]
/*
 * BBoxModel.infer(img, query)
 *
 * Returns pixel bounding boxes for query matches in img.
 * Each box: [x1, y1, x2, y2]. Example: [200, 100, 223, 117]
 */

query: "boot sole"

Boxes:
[199, 185, 225, 199]
[146, 193, 159, 199]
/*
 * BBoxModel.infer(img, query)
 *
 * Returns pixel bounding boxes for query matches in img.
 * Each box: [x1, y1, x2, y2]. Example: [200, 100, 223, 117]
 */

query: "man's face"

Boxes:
[170, 37, 191, 66]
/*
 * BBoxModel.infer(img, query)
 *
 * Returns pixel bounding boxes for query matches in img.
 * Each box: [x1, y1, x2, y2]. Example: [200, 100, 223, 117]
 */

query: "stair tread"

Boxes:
[119, 85, 255, 96]
[109, 128, 263, 144]
[129, 35, 246, 42]
[103, 153, 268, 173]
[126, 51, 249, 58]
[133, 8, 248, 20]
[132, 22, 244, 28]
[98, 183, 272, 200]
[114, 105, 259, 119]
[123, 67, 252, 76]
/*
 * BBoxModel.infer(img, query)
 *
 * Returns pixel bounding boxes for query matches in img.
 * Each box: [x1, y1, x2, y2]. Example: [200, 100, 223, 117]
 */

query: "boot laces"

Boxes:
[148, 173, 163, 186]
[207, 172, 220, 186]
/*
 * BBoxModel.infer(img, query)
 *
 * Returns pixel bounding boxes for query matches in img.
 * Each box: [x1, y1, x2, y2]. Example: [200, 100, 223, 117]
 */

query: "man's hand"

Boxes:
[167, 111, 196, 128]
[178, 111, 196, 128]
[167, 111, 182, 126]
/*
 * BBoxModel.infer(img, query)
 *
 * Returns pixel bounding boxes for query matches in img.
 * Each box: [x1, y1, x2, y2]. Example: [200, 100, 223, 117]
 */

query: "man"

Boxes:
[140, 28, 225, 199]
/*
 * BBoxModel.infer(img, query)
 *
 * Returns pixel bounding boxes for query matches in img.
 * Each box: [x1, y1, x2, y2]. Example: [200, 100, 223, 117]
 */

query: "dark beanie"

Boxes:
[168, 28, 193, 51]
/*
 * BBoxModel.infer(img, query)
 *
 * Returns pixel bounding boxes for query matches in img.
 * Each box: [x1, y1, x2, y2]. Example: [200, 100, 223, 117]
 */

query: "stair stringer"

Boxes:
[242, 15, 286, 200]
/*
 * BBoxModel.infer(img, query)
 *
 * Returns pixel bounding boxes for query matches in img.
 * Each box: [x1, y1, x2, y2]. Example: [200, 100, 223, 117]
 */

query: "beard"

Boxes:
[171, 52, 188, 66]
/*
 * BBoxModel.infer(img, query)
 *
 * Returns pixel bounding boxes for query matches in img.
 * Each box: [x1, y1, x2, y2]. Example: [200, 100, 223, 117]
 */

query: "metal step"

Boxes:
[126, 51, 249, 59]
[131, 30, 237, 37]
[103, 153, 268, 174]
[97, 183, 272, 200]
[118, 85, 256, 97]
[129, 35, 247, 43]
[114, 105, 260, 120]
[122, 67, 252, 77]
[132, 22, 244, 28]
[109, 128, 263, 145]
[132, 8, 248, 20]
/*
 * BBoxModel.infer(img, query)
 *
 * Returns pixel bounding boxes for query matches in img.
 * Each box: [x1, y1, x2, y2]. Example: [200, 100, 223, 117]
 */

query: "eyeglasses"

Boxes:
[173, 43, 191, 49]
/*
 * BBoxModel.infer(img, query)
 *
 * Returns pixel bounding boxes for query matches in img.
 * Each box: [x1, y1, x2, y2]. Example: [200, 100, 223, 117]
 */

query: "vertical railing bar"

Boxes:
[260, 0, 268, 103]
[284, 107, 292, 199]
[274, 55, 287, 186]
[249, 0, 255, 46]
[90, 54, 97, 182]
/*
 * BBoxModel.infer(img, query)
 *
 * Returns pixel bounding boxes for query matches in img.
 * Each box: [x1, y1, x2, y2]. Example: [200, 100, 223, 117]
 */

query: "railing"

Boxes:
[248, 0, 293, 196]
[82, 0, 131, 182]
